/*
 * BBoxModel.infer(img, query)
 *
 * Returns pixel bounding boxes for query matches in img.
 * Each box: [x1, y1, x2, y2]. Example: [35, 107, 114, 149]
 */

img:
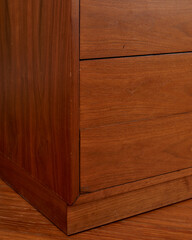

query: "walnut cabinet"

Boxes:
[1, 0, 192, 235]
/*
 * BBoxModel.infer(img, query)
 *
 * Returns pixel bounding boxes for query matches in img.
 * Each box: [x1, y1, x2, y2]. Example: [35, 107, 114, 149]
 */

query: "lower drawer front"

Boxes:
[81, 113, 192, 192]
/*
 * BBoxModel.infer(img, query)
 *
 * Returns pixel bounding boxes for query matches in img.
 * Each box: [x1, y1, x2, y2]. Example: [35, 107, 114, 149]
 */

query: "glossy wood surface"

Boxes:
[81, 0, 192, 59]
[81, 53, 192, 128]
[0, 156, 68, 233]
[69, 175, 192, 234]
[2, 0, 192, 235]
[0, 0, 79, 204]
[77, 168, 192, 204]
[2, 155, 192, 234]
[2, 178, 192, 239]
[81, 113, 192, 192]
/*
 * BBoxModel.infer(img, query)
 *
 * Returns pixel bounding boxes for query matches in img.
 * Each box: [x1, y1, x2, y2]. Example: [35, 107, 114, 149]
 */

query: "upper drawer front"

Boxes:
[81, 0, 192, 59]
[81, 53, 192, 129]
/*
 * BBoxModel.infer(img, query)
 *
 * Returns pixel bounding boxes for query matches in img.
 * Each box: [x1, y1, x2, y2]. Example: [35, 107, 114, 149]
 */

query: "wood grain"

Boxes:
[81, 113, 192, 192]
[2, 0, 192, 236]
[0, 155, 68, 234]
[68, 175, 192, 234]
[2, 157, 192, 235]
[1, 178, 192, 240]
[81, 0, 192, 59]
[81, 53, 192, 128]
[0, 0, 80, 204]
[76, 168, 192, 205]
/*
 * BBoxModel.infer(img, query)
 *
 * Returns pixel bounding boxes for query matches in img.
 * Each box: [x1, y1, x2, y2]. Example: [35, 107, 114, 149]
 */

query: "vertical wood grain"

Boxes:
[0, 0, 79, 204]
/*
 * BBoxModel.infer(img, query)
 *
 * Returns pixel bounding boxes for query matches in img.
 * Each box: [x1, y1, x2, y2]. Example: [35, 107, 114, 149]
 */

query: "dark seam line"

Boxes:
[80, 51, 192, 62]
[78, 0, 81, 200]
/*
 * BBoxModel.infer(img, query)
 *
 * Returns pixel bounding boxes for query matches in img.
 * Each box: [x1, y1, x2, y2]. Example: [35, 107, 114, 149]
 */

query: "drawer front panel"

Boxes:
[81, 113, 192, 192]
[81, 53, 192, 129]
[81, 0, 192, 59]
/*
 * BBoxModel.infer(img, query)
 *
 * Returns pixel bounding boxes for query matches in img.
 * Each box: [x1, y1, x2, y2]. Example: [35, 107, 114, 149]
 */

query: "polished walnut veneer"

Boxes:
[1, 0, 192, 235]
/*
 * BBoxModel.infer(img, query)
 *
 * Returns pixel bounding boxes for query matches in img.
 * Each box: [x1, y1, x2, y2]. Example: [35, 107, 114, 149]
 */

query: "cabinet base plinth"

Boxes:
[1, 157, 192, 235]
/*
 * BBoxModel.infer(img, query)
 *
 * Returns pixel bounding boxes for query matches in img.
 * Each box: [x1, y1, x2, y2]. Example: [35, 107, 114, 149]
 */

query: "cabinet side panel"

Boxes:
[0, 0, 79, 204]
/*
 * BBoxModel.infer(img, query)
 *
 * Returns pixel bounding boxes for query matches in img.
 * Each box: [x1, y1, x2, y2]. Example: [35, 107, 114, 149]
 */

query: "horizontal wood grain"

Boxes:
[81, 113, 192, 192]
[2, 178, 192, 240]
[3, 0, 192, 236]
[3, 156, 192, 235]
[77, 168, 192, 204]
[80, 53, 192, 129]
[68, 175, 192, 234]
[81, 0, 192, 59]
[0, 0, 79, 204]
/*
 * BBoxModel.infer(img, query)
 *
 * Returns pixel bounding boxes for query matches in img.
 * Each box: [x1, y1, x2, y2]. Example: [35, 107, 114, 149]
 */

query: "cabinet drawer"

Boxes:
[81, 0, 192, 59]
[81, 53, 192, 129]
[81, 113, 192, 192]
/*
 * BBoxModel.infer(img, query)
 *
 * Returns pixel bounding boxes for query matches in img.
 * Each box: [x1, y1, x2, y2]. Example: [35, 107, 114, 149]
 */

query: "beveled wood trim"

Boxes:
[77, 168, 192, 205]
[68, 174, 192, 234]
[1, 155, 192, 235]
